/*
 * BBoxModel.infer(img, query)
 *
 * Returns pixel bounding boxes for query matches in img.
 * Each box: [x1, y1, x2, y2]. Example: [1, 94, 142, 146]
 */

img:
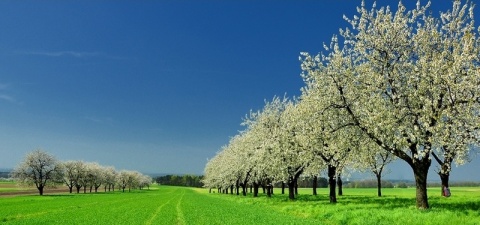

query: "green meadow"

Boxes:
[1, 184, 479, 225]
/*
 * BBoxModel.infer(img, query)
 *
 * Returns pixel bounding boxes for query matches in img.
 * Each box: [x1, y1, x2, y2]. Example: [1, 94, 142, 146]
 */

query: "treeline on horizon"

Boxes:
[151, 174, 480, 189]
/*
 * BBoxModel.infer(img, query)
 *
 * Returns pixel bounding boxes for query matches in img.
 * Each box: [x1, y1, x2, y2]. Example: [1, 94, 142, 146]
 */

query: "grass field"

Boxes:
[1, 183, 479, 225]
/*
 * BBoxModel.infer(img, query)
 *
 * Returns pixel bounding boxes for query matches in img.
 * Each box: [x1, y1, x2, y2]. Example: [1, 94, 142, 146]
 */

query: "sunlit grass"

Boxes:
[1, 185, 479, 224]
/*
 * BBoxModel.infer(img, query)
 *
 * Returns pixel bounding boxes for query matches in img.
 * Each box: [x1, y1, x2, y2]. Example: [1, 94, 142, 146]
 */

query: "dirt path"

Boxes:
[0, 186, 70, 198]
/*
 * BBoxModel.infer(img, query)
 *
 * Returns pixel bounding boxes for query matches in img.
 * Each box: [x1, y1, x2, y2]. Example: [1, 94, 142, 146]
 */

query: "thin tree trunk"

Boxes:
[440, 172, 450, 197]
[312, 175, 317, 195]
[328, 165, 337, 203]
[337, 176, 343, 196]
[376, 173, 382, 197]
[281, 182, 285, 195]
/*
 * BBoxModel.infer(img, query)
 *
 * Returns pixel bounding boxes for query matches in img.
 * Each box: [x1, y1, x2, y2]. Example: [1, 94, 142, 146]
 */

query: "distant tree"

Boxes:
[62, 160, 85, 193]
[10, 149, 63, 195]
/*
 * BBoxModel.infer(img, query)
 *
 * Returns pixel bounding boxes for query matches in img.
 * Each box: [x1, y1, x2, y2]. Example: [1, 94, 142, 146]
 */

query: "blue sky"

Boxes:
[0, 1, 479, 180]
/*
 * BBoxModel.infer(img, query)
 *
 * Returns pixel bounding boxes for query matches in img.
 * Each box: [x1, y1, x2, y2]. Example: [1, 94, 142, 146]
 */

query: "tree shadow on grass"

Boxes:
[293, 194, 480, 212]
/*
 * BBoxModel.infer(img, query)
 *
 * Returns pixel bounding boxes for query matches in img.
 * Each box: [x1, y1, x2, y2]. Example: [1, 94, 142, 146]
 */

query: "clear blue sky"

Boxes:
[0, 1, 478, 180]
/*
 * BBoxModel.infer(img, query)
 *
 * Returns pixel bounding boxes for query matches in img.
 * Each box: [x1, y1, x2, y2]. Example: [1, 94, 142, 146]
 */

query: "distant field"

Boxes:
[1, 184, 479, 225]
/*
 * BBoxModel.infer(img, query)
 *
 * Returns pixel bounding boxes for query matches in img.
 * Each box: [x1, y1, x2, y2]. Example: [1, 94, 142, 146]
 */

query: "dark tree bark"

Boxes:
[288, 180, 295, 200]
[236, 179, 240, 195]
[411, 157, 431, 209]
[376, 174, 382, 197]
[230, 185, 234, 195]
[281, 182, 285, 194]
[294, 181, 298, 196]
[328, 165, 337, 203]
[432, 151, 453, 197]
[312, 175, 318, 195]
[440, 172, 450, 197]
[337, 176, 343, 196]
[38, 186, 44, 196]
[253, 182, 260, 197]
[266, 183, 272, 198]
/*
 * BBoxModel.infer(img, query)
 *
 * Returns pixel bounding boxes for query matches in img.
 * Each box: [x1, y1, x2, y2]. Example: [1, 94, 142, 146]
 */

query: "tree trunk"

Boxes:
[294, 181, 298, 196]
[281, 182, 285, 194]
[328, 165, 337, 203]
[236, 180, 240, 195]
[266, 183, 272, 198]
[337, 176, 343, 196]
[312, 175, 317, 195]
[241, 185, 247, 196]
[38, 186, 44, 196]
[230, 185, 234, 195]
[411, 158, 431, 209]
[253, 182, 260, 197]
[440, 172, 450, 197]
[376, 173, 382, 197]
[69, 187, 73, 193]
[288, 179, 295, 200]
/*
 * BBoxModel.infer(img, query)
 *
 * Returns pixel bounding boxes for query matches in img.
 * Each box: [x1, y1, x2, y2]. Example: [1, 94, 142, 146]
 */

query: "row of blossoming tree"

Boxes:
[11, 149, 152, 195]
[203, 0, 480, 209]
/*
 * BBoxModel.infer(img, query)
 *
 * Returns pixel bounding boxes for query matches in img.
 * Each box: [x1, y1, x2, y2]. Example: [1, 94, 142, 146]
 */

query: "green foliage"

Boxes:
[345, 180, 394, 188]
[1, 185, 479, 224]
[155, 174, 204, 187]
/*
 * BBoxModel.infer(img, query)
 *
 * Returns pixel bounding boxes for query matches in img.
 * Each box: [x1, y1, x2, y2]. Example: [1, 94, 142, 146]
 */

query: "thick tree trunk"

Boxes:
[241, 185, 247, 196]
[288, 180, 295, 200]
[294, 181, 298, 196]
[328, 165, 337, 203]
[376, 174, 382, 197]
[337, 176, 343, 196]
[411, 159, 431, 209]
[312, 175, 317, 195]
[69, 187, 73, 193]
[38, 186, 44, 196]
[230, 185, 234, 195]
[253, 182, 260, 197]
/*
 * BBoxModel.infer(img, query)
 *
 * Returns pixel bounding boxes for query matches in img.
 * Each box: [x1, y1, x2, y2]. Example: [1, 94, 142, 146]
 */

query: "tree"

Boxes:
[62, 160, 85, 193]
[11, 149, 63, 195]
[367, 149, 395, 197]
[300, 1, 480, 209]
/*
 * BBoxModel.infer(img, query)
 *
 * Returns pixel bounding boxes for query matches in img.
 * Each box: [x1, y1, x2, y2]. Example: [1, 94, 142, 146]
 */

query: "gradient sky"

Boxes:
[1, 1, 479, 181]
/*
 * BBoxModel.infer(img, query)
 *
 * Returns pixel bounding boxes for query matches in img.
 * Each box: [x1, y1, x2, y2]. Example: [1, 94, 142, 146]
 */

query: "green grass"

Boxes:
[1, 185, 479, 225]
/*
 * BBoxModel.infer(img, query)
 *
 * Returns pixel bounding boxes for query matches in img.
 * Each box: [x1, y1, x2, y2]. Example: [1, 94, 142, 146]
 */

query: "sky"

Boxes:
[0, 1, 479, 181]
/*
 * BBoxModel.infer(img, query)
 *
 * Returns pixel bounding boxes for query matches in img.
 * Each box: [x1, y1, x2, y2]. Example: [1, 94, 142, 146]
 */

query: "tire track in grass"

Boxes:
[145, 188, 182, 225]
[175, 189, 186, 225]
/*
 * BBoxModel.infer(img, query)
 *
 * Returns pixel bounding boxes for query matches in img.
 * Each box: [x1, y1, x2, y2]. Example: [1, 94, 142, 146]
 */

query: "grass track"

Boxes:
[1, 185, 479, 224]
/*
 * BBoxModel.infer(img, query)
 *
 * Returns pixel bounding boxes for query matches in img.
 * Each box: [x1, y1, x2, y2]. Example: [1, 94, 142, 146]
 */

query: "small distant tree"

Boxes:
[11, 149, 63, 195]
